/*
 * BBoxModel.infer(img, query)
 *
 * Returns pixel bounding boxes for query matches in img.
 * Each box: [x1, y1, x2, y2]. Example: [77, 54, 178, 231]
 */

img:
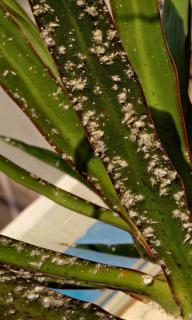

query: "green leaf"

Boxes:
[64, 240, 148, 262]
[0, 154, 128, 231]
[0, 4, 135, 235]
[1, 0, 60, 81]
[110, 0, 192, 208]
[0, 236, 178, 315]
[163, 0, 192, 159]
[29, 0, 192, 315]
[163, 0, 191, 114]
[0, 135, 90, 187]
[0, 267, 119, 320]
[70, 242, 145, 259]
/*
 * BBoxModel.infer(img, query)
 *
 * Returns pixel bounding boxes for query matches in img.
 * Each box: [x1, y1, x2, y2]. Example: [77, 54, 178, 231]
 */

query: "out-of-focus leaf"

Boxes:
[163, 0, 192, 162]
[110, 0, 192, 208]
[0, 267, 120, 320]
[0, 4, 134, 235]
[0, 154, 128, 231]
[0, 236, 178, 314]
[163, 0, 191, 114]
[71, 242, 144, 259]
[30, 0, 192, 313]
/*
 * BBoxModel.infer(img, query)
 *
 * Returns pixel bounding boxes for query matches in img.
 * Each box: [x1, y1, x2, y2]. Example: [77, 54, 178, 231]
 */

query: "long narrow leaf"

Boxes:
[0, 267, 119, 320]
[163, 0, 191, 114]
[0, 4, 136, 236]
[163, 0, 192, 163]
[0, 236, 178, 314]
[4, 266, 99, 289]
[0, 154, 128, 231]
[30, 0, 192, 313]
[110, 0, 192, 207]
[70, 242, 145, 259]
[0, 135, 90, 187]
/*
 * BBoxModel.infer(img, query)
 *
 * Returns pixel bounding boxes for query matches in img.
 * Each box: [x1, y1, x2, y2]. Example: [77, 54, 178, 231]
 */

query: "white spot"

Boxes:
[142, 274, 153, 285]
[69, 77, 87, 91]
[42, 296, 64, 308]
[138, 133, 154, 150]
[93, 84, 102, 96]
[90, 45, 106, 55]
[118, 91, 127, 104]
[33, 4, 54, 16]
[27, 292, 39, 301]
[76, 0, 85, 6]
[112, 75, 121, 82]
[92, 29, 103, 44]
[3, 70, 9, 77]
[58, 45, 66, 55]
[82, 111, 95, 126]
[85, 6, 98, 17]
[143, 226, 154, 238]
[41, 29, 55, 47]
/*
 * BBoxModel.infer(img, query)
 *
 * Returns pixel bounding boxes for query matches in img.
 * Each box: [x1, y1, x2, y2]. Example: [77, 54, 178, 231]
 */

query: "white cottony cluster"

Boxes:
[173, 191, 185, 206]
[26, 292, 40, 302]
[40, 20, 61, 48]
[85, 6, 98, 17]
[121, 190, 144, 210]
[33, 3, 54, 16]
[90, 19, 118, 65]
[150, 166, 177, 196]
[112, 75, 121, 82]
[122, 103, 135, 125]
[118, 91, 127, 104]
[172, 192, 192, 244]
[93, 84, 103, 96]
[52, 254, 77, 266]
[41, 29, 55, 47]
[142, 226, 154, 238]
[76, 0, 85, 6]
[120, 89, 179, 199]
[68, 77, 87, 91]
[92, 29, 103, 44]
[42, 295, 65, 308]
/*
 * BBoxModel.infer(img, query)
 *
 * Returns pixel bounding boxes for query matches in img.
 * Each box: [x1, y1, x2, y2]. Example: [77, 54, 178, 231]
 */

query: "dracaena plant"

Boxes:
[0, 0, 192, 318]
